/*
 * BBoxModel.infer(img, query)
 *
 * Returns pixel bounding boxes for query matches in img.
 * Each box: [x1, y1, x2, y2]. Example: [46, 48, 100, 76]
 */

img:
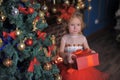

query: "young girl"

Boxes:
[59, 11, 109, 80]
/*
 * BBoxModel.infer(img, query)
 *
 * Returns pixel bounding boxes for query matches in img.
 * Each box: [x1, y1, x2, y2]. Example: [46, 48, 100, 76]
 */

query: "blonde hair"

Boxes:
[63, 11, 85, 33]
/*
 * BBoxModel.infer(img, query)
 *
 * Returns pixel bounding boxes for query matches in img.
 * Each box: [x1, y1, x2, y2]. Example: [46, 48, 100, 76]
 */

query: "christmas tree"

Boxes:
[0, 0, 62, 80]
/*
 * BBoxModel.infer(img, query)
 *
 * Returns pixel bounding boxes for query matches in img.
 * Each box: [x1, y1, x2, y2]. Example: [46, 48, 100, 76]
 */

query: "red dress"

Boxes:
[58, 63, 109, 80]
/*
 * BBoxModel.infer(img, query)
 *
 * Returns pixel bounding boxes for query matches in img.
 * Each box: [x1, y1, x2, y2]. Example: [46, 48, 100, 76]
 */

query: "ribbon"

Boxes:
[73, 49, 91, 55]
[3, 31, 16, 39]
[73, 49, 83, 55]
[59, 6, 76, 21]
[28, 57, 40, 72]
[18, 5, 29, 14]
[18, 5, 34, 14]
[87, 55, 94, 66]
[36, 30, 46, 40]
[47, 45, 55, 57]
[35, 16, 40, 21]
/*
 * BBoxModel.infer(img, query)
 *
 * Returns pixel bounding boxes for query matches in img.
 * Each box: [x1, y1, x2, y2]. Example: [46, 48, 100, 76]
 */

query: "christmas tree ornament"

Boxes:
[42, 19, 46, 23]
[43, 62, 52, 70]
[0, 0, 3, 5]
[21, 0, 28, 3]
[32, 18, 38, 31]
[0, 14, 6, 22]
[75, 1, 85, 10]
[57, 17, 62, 24]
[81, 3, 85, 9]
[36, 30, 46, 40]
[75, 3, 81, 10]
[38, 10, 45, 18]
[17, 42, 26, 51]
[54, 56, 63, 64]
[88, 6, 92, 11]
[25, 38, 33, 46]
[0, 38, 3, 47]
[50, 35, 56, 45]
[3, 58, 12, 67]
[55, 74, 62, 80]
[11, 7, 19, 16]
[94, 0, 101, 24]
[52, 55, 63, 64]
[43, 48, 49, 57]
[45, 12, 50, 17]
[41, 1, 48, 12]
[53, 0, 56, 5]
[52, 0, 57, 13]
[64, 0, 70, 6]
[88, 0, 92, 11]
[15, 28, 21, 36]
[0, 11, 6, 22]
[86, 0, 92, 26]
[95, 19, 99, 24]
[52, 7, 57, 13]
[28, 7, 34, 14]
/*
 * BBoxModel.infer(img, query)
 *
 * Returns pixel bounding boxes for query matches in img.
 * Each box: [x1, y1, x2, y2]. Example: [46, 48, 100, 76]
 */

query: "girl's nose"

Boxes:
[74, 26, 76, 29]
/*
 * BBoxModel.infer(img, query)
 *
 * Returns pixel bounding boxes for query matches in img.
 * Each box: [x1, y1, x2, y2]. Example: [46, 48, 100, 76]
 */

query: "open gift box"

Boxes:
[73, 49, 100, 70]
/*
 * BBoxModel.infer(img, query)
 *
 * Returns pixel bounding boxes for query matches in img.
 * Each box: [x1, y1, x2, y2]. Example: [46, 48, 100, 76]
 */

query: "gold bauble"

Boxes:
[52, 7, 57, 13]
[57, 17, 62, 24]
[81, 4, 85, 9]
[76, 2, 85, 10]
[38, 11, 45, 18]
[16, 29, 21, 36]
[44, 62, 52, 70]
[0, 38, 3, 47]
[3, 58, 12, 67]
[55, 74, 62, 80]
[88, 6, 92, 11]
[64, 0, 70, 6]
[0, 14, 6, 22]
[75, 4, 80, 10]
[17, 43, 26, 51]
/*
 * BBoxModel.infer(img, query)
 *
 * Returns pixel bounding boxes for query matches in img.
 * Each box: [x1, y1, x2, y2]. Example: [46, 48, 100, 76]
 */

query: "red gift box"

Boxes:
[74, 50, 99, 70]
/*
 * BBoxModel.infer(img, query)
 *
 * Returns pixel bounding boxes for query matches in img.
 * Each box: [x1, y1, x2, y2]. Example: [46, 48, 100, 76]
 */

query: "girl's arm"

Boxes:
[83, 36, 90, 50]
[83, 36, 96, 53]
[59, 36, 66, 58]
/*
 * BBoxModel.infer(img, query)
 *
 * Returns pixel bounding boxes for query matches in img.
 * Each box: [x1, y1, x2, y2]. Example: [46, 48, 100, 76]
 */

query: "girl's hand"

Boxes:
[86, 48, 96, 53]
[71, 54, 77, 59]
[67, 53, 76, 64]
[90, 49, 96, 53]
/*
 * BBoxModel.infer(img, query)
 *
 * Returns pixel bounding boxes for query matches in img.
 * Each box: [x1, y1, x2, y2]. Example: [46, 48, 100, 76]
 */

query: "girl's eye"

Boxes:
[70, 24, 74, 26]
[77, 24, 80, 26]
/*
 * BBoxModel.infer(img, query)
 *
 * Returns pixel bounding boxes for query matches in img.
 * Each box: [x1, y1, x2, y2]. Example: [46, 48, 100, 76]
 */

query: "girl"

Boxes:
[59, 11, 109, 80]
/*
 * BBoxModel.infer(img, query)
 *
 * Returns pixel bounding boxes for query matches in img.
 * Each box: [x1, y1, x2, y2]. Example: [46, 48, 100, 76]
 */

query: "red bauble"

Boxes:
[25, 38, 33, 46]
[28, 7, 34, 14]
[46, 12, 50, 17]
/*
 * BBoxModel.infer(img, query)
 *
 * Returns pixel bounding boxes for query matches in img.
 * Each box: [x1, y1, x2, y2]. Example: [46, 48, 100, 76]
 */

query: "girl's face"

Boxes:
[68, 17, 82, 35]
